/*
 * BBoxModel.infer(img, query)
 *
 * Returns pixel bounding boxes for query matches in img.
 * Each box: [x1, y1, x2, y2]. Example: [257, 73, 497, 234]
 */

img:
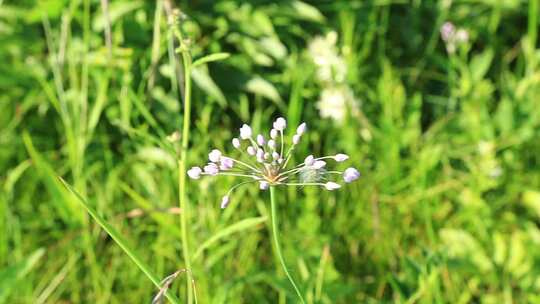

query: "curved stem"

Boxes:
[269, 187, 306, 304]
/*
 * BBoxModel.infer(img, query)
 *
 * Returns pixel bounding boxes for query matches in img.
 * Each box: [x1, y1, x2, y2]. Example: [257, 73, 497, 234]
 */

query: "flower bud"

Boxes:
[257, 134, 265, 146]
[187, 167, 202, 179]
[343, 167, 360, 183]
[247, 146, 256, 156]
[304, 155, 315, 166]
[273, 117, 286, 131]
[220, 196, 230, 209]
[220, 157, 234, 170]
[296, 122, 307, 135]
[270, 129, 278, 139]
[333, 153, 349, 162]
[324, 182, 341, 190]
[208, 149, 222, 162]
[313, 160, 326, 169]
[240, 124, 252, 139]
[204, 163, 219, 176]
[232, 138, 240, 149]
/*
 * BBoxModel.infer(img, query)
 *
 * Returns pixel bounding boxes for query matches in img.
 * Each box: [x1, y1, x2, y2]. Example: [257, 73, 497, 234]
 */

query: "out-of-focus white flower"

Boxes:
[308, 31, 347, 83]
[317, 86, 359, 123]
[440, 21, 469, 54]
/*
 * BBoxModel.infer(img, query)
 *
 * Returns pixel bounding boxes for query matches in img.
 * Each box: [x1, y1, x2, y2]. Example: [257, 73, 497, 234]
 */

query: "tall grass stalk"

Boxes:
[269, 187, 306, 304]
[173, 15, 194, 304]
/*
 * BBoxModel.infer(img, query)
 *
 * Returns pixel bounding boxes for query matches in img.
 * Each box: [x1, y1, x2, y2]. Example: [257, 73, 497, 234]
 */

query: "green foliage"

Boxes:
[1, 0, 540, 303]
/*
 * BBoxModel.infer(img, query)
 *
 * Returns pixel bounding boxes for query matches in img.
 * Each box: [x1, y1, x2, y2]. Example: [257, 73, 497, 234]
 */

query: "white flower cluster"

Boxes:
[307, 31, 359, 123]
[440, 22, 469, 54]
[188, 118, 360, 208]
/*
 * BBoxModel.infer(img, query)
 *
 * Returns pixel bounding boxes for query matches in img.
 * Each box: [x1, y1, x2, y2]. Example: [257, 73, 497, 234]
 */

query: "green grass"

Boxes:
[2, 0, 540, 303]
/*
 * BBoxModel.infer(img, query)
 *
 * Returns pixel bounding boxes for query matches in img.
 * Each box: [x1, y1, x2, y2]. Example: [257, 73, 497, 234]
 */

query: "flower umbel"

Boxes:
[188, 118, 360, 208]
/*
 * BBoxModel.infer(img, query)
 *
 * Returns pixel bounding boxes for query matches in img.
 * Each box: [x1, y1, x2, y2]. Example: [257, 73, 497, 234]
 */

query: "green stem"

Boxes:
[269, 187, 306, 304]
[173, 18, 194, 304]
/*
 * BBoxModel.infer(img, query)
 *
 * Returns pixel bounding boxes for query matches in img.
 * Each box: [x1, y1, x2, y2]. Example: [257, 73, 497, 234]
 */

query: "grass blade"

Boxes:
[57, 177, 181, 304]
[193, 216, 267, 261]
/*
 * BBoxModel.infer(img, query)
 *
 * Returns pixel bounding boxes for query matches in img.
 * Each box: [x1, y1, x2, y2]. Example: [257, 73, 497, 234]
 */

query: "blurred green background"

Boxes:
[2, 0, 540, 303]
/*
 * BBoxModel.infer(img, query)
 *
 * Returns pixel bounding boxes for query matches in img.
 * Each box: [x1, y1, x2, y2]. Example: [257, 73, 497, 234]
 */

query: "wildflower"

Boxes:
[440, 21, 469, 54]
[308, 31, 347, 83]
[317, 85, 359, 123]
[188, 118, 361, 207]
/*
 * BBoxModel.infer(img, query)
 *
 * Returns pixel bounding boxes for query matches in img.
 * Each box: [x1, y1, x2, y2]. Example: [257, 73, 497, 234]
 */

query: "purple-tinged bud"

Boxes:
[220, 196, 230, 209]
[204, 163, 219, 176]
[268, 139, 276, 149]
[240, 124, 252, 139]
[273, 117, 286, 131]
[304, 155, 315, 166]
[232, 138, 241, 149]
[247, 146, 256, 156]
[292, 134, 300, 145]
[187, 167, 202, 179]
[296, 122, 307, 135]
[259, 181, 269, 190]
[220, 157, 234, 170]
[440, 22, 455, 42]
[257, 134, 265, 146]
[270, 129, 278, 139]
[272, 152, 280, 160]
[256, 149, 264, 162]
[325, 182, 341, 191]
[313, 160, 326, 169]
[333, 154, 349, 162]
[343, 167, 360, 183]
[208, 149, 222, 162]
